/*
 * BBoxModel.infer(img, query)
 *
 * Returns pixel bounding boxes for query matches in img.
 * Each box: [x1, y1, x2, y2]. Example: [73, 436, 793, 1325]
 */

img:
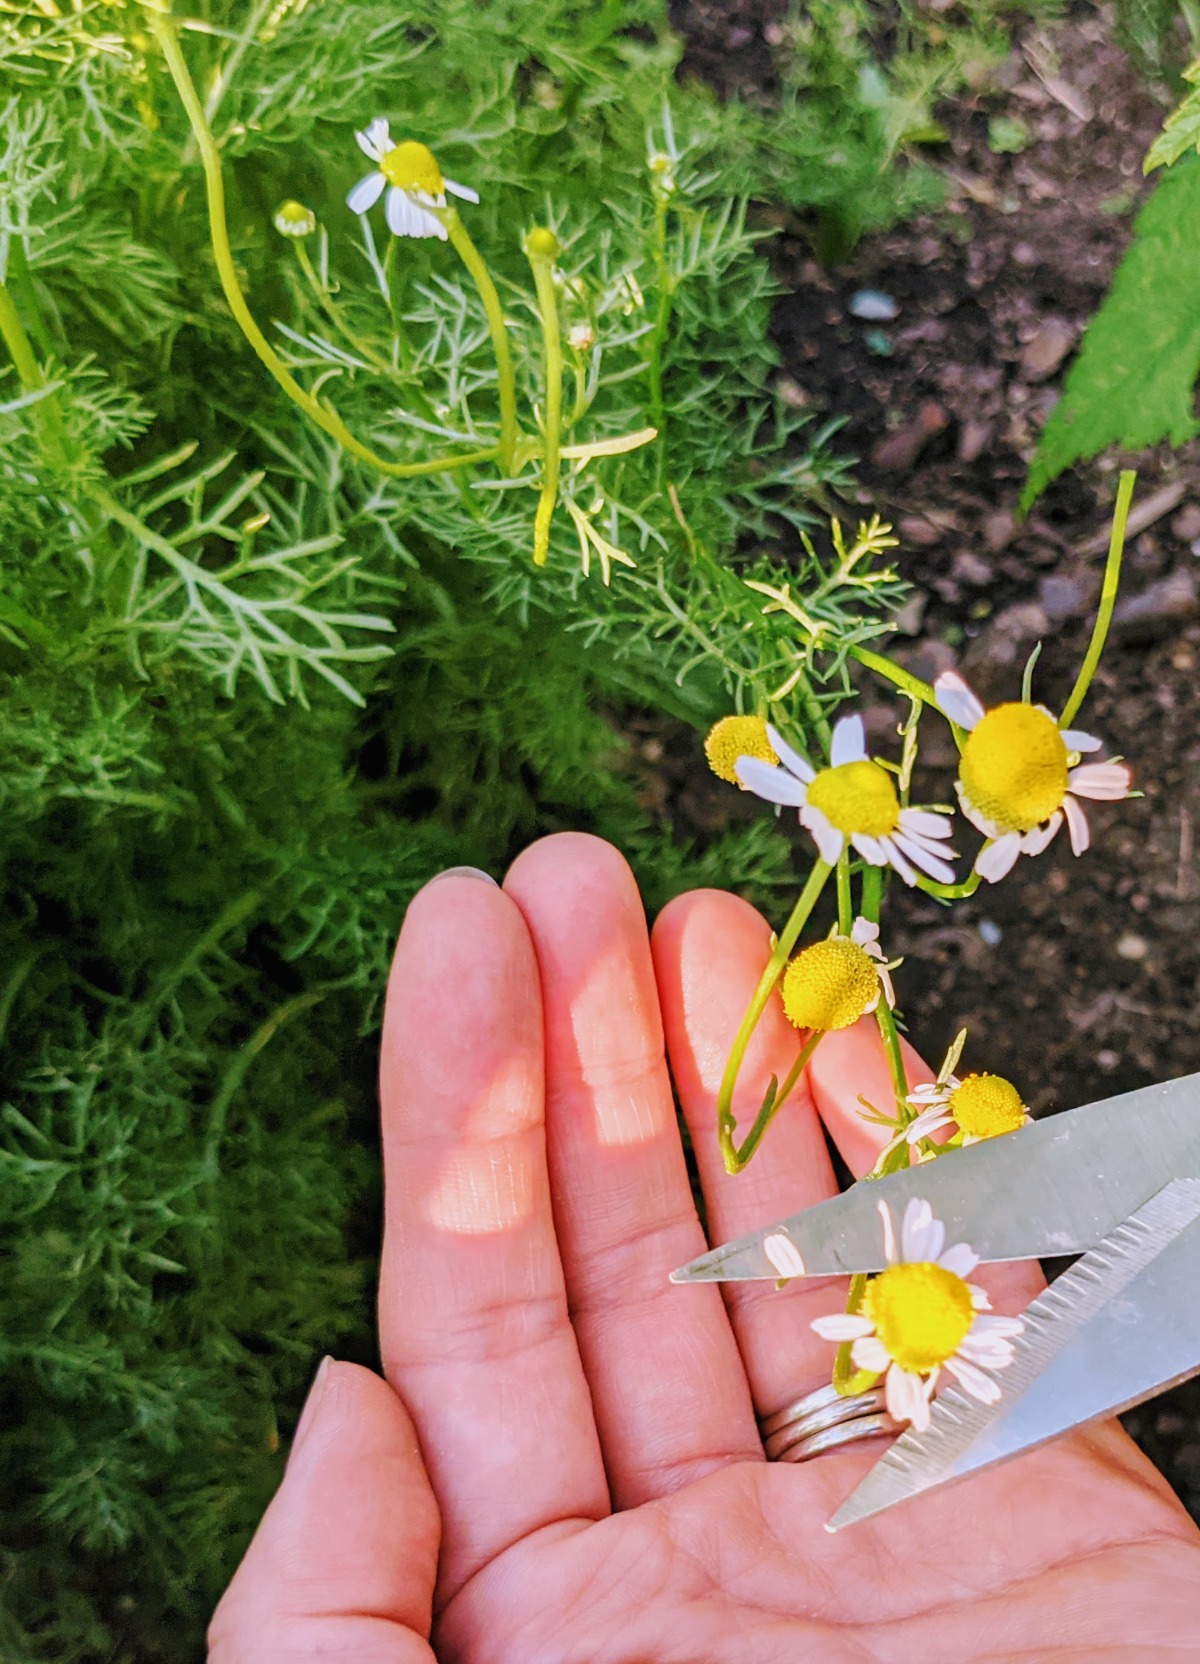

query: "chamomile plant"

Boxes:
[704, 472, 1138, 1402]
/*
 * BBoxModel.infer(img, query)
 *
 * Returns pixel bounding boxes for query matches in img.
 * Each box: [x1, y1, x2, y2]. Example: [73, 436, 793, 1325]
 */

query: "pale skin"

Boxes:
[209, 834, 1200, 1662]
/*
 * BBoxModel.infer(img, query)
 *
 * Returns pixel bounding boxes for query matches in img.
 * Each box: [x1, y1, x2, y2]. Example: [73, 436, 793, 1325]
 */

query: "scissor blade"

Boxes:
[670, 1071, 1200, 1282]
[828, 1178, 1200, 1531]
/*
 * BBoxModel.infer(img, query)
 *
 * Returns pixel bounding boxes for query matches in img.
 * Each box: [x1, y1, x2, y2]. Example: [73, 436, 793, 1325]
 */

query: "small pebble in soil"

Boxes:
[978, 920, 1003, 946]
[849, 289, 899, 322]
[1116, 932, 1149, 961]
[1096, 1049, 1121, 1072]
[1020, 318, 1076, 381]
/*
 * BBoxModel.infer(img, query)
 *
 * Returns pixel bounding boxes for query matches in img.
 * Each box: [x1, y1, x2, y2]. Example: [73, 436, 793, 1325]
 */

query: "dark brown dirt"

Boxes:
[667, 5, 1200, 1518]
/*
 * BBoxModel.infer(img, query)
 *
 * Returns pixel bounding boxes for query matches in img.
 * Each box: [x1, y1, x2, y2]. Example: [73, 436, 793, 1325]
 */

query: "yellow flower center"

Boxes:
[948, 1073, 1027, 1139]
[380, 140, 444, 197]
[704, 715, 779, 786]
[865, 1261, 974, 1374]
[958, 703, 1068, 833]
[806, 759, 899, 838]
[781, 938, 878, 1032]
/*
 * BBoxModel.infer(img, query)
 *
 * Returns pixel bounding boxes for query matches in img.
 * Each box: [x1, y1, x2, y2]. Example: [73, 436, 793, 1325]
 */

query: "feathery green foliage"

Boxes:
[1, 0, 1049, 1656]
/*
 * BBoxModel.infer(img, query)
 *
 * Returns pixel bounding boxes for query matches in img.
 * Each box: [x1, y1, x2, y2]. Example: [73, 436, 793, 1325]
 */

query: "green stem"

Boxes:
[1059, 469, 1135, 729]
[717, 859, 833, 1175]
[874, 997, 909, 1115]
[442, 208, 518, 475]
[850, 645, 964, 748]
[833, 1273, 871, 1395]
[727, 1028, 823, 1172]
[527, 249, 563, 567]
[860, 861, 884, 923]
[149, 11, 494, 480]
[0, 273, 45, 392]
[0, 272, 72, 469]
[915, 868, 982, 902]
[836, 851, 853, 934]
[646, 194, 673, 479]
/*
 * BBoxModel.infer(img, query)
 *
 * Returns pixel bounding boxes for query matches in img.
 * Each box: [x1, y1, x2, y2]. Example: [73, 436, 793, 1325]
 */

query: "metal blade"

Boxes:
[828, 1178, 1200, 1531]
[671, 1071, 1200, 1282]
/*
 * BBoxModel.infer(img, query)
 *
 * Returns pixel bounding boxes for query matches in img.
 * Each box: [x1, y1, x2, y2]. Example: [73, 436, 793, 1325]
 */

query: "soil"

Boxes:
[665, 4, 1200, 1519]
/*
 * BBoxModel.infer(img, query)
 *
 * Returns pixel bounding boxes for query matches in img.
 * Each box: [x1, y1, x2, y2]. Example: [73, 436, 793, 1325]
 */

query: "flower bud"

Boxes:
[524, 226, 561, 260]
[274, 200, 316, 238]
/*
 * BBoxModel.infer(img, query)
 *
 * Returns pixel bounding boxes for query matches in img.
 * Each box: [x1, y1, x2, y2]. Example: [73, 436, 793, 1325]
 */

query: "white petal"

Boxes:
[736, 756, 806, 806]
[907, 1083, 946, 1104]
[934, 670, 985, 731]
[937, 1242, 979, 1279]
[943, 1354, 1002, 1403]
[765, 725, 816, 784]
[905, 1106, 952, 1143]
[901, 1197, 944, 1264]
[970, 1285, 992, 1309]
[876, 964, 896, 1010]
[886, 1365, 929, 1427]
[849, 833, 888, 866]
[1020, 812, 1062, 856]
[958, 1336, 1017, 1371]
[974, 833, 1022, 883]
[762, 1232, 807, 1278]
[851, 1335, 892, 1373]
[356, 117, 391, 159]
[445, 177, 479, 202]
[1061, 729, 1102, 753]
[386, 187, 410, 235]
[956, 783, 1006, 840]
[1063, 793, 1090, 855]
[971, 1313, 1025, 1339]
[891, 830, 956, 884]
[1067, 761, 1131, 801]
[899, 808, 954, 840]
[811, 1312, 874, 1341]
[851, 916, 880, 947]
[347, 171, 386, 213]
[877, 837, 918, 887]
[413, 200, 448, 239]
[801, 806, 845, 865]
[877, 1198, 897, 1263]
[830, 713, 867, 767]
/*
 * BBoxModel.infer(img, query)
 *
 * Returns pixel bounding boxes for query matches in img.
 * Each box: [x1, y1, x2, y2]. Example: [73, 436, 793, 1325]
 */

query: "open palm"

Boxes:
[210, 836, 1200, 1662]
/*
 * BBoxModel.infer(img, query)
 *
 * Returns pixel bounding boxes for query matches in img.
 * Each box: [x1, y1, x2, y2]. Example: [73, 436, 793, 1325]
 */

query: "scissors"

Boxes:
[670, 1071, 1200, 1532]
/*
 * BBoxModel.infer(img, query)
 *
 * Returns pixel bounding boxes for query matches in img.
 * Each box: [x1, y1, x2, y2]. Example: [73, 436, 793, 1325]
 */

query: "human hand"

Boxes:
[210, 834, 1200, 1662]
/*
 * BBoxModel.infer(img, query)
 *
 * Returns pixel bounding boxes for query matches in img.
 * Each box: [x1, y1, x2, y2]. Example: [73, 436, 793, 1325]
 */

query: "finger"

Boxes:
[808, 1021, 1046, 1312]
[652, 888, 859, 1420]
[504, 835, 759, 1508]
[208, 1360, 438, 1663]
[378, 876, 606, 1611]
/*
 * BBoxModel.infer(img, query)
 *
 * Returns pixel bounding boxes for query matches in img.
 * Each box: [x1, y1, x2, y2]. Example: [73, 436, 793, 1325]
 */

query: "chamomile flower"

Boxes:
[781, 917, 897, 1032]
[934, 671, 1132, 884]
[734, 714, 956, 887]
[274, 200, 316, 238]
[704, 714, 779, 785]
[346, 120, 478, 240]
[905, 1070, 1031, 1147]
[811, 1198, 1024, 1431]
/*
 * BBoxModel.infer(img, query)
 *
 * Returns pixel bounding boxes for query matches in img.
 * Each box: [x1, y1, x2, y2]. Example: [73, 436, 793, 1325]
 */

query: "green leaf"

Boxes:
[1022, 156, 1200, 511]
[1145, 62, 1200, 173]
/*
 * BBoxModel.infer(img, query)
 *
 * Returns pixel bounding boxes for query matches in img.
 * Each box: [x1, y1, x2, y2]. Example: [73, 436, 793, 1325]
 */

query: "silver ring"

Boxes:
[759, 1382, 899, 1462]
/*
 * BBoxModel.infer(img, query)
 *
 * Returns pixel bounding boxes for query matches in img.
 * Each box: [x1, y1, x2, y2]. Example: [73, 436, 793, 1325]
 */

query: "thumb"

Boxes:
[208, 1359, 440, 1663]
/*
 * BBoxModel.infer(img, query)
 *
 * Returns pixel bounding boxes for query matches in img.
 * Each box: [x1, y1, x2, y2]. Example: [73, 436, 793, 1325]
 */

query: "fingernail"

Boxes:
[429, 865, 498, 886]
[288, 1355, 333, 1467]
